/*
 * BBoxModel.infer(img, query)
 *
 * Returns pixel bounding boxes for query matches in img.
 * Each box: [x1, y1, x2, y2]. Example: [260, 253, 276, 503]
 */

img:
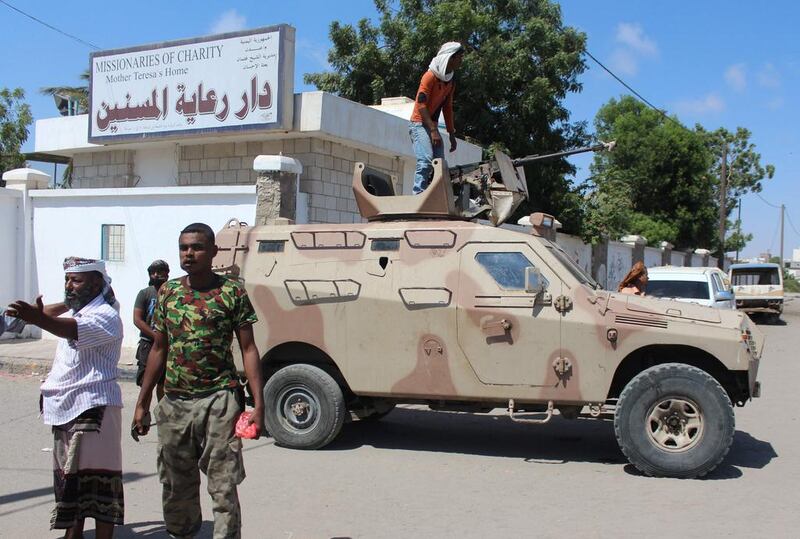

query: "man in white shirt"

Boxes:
[6, 257, 124, 539]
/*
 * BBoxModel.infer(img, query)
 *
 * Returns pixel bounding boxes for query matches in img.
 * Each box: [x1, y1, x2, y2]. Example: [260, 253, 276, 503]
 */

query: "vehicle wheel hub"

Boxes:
[646, 397, 704, 453]
[277, 385, 320, 432]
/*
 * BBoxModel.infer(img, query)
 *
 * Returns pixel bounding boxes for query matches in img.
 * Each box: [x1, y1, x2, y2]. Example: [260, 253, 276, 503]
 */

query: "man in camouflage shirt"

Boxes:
[132, 223, 264, 539]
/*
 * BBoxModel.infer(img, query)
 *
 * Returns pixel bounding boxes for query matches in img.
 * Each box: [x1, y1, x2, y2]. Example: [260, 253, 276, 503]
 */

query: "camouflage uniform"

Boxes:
[155, 390, 244, 538]
[153, 276, 257, 539]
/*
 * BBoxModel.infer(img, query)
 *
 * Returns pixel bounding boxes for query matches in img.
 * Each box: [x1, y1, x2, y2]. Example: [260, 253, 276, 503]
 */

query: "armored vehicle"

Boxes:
[214, 148, 764, 478]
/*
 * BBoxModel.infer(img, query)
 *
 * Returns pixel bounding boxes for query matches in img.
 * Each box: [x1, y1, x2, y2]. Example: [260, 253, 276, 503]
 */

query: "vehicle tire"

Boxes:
[614, 363, 734, 479]
[263, 364, 346, 450]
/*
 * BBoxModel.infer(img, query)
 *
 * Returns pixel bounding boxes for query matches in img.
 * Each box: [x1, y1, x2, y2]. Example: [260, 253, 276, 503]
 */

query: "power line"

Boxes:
[0, 0, 100, 50]
[768, 209, 781, 252]
[755, 192, 782, 209]
[786, 210, 800, 238]
[583, 49, 686, 130]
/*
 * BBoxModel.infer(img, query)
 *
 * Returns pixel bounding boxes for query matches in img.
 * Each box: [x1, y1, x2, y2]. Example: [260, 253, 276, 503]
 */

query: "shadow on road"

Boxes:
[622, 430, 777, 480]
[325, 407, 626, 466]
[324, 409, 777, 478]
[82, 520, 214, 538]
[0, 471, 154, 507]
[750, 313, 788, 326]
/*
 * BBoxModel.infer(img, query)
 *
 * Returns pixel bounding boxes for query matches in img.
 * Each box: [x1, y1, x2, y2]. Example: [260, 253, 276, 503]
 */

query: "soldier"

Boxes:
[132, 222, 264, 539]
[133, 259, 170, 400]
[409, 41, 464, 194]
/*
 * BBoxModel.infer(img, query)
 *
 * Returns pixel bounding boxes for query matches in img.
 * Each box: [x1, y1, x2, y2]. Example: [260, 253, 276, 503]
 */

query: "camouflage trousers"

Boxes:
[155, 389, 245, 539]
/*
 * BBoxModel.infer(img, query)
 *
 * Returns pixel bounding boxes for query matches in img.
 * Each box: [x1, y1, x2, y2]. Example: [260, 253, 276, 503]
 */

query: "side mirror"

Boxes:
[715, 291, 734, 302]
[525, 266, 545, 294]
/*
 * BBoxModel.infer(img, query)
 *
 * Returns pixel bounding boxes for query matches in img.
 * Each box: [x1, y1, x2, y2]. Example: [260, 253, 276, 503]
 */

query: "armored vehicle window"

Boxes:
[371, 239, 400, 251]
[258, 240, 285, 253]
[475, 252, 541, 290]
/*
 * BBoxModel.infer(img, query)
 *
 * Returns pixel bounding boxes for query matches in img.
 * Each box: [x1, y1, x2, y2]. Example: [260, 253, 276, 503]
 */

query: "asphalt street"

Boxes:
[0, 300, 797, 538]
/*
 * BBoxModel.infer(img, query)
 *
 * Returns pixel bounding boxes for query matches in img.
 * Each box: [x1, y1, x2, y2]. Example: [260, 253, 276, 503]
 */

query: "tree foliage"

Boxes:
[39, 69, 90, 114]
[0, 88, 33, 180]
[585, 96, 716, 249]
[697, 125, 774, 255]
[304, 0, 590, 231]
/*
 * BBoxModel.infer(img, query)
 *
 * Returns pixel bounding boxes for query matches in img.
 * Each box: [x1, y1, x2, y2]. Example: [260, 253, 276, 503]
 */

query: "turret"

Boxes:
[352, 141, 614, 226]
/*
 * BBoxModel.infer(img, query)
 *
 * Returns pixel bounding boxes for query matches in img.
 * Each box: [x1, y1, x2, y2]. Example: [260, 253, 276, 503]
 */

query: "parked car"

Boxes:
[646, 266, 735, 309]
[729, 263, 784, 322]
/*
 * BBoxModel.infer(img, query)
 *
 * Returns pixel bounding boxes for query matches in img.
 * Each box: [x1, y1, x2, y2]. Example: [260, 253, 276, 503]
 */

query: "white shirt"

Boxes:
[40, 293, 124, 425]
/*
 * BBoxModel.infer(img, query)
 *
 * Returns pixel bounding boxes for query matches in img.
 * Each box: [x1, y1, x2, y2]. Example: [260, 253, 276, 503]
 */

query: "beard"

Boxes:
[149, 278, 167, 288]
[64, 286, 100, 312]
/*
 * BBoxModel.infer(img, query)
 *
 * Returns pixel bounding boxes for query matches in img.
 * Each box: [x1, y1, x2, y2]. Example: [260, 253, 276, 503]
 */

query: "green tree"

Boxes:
[697, 126, 775, 256]
[39, 69, 90, 114]
[769, 256, 800, 293]
[305, 0, 590, 232]
[0, 88, 33, 182]
[585, 95, 716, 248]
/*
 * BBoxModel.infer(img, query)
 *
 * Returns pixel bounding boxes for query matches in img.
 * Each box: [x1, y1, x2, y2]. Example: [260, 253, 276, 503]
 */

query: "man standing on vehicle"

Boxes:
[409, 41, 464, 194]
[133, 259, 169, 401]
[132, 223, 264, 539]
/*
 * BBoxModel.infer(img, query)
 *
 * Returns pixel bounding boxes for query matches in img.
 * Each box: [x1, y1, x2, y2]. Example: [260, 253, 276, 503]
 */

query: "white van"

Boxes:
[646, 266, 735, 309]
[729, 263, 784, 321]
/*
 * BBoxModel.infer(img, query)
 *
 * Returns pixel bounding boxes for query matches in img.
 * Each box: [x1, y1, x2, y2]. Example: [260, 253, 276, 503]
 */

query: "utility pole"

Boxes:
[780, 203, 785, 268]
[717, 144, 728, 269]
[735, 197, 741, 263]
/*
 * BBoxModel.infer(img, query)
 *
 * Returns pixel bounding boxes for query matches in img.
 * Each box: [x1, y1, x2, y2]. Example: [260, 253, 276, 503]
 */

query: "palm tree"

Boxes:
[40, 69, 90, 114]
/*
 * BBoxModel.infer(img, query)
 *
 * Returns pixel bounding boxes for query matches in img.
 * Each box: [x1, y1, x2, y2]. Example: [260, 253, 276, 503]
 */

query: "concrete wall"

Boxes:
[644, 246, 662, 268]
[176, 137, 401, 224]
[30, 186, 256, 346]
[605, 242, 635, 291]
[71, 150, 135, 188]
[556, 233, 592, 275]
[0, 188, 22, 339]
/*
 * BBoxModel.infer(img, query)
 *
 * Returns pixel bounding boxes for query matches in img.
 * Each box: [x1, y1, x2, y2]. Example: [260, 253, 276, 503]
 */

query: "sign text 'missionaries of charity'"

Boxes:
[89, 25, 295, 142]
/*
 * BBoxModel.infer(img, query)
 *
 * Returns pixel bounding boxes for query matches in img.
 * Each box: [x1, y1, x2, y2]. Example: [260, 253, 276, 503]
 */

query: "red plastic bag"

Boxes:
[235, 411, 259, 439]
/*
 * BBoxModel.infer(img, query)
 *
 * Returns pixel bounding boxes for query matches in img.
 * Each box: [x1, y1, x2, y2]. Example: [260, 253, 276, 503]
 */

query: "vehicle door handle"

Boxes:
[482, 319, 512, 331]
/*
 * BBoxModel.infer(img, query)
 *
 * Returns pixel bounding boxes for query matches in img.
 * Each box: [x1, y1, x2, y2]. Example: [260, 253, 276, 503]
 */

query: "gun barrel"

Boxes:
[512, 141, 615, 167]
[447, 141, 615, 176]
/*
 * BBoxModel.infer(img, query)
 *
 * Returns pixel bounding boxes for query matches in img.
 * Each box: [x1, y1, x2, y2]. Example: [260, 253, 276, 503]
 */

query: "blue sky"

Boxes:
[1, 0, 797, 258]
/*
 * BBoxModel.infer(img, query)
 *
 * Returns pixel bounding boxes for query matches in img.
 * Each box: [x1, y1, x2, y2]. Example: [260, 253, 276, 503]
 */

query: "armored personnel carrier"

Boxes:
[214, 147, 764, 478]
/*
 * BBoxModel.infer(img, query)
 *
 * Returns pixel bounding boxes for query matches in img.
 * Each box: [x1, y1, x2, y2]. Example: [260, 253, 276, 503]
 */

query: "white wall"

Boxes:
[691, 254, 704, 267]
[644, 246, 662, 268]
[671, 252, 685, 266]
[556, 233, 592, 275]
[607, 242, 634, 291]
[31, 186, 256, 346]
[0, 188, 22, 338]
[134, 146, 180, 188]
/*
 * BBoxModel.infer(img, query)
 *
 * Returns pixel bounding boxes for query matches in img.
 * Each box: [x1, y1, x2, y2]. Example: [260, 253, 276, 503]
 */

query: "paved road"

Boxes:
[1, 301, 798, 538]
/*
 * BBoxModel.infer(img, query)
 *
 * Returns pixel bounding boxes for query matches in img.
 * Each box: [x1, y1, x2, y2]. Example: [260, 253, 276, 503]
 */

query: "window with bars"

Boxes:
[101, 224, 125, 262]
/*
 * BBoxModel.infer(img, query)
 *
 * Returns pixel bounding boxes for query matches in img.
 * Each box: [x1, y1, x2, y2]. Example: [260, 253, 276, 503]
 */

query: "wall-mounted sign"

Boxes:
[89, 25, 295, 143]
